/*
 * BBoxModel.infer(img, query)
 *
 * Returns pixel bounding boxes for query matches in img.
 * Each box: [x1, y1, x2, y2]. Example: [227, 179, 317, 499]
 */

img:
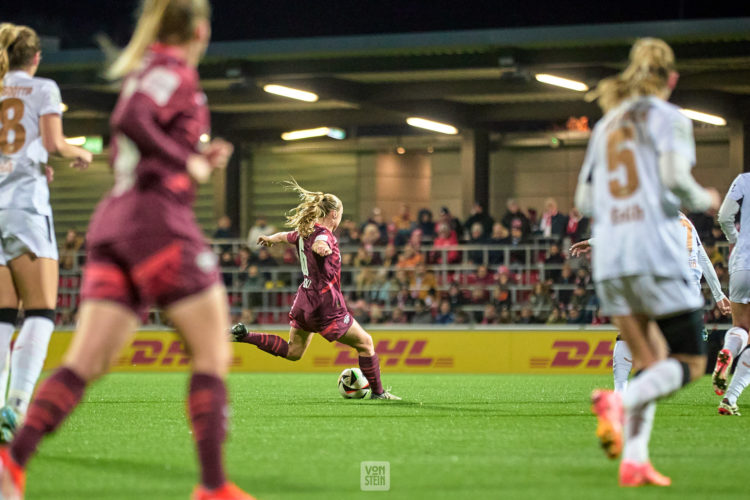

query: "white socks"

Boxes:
[723, 327, 749, 359]
[726, 348, 750, 406]
[613, 340, 632, 393]
[0, 322, 13, 406]
[621, 358, 685, 410]
[623, 401, 656, 463]
[7, 316, 54, 416]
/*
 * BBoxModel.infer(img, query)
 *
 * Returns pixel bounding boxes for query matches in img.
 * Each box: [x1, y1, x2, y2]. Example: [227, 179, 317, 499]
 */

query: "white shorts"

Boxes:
[729, 270, 750, 304]
[0, 209, 58, 266]
[596, 275, 703, 318]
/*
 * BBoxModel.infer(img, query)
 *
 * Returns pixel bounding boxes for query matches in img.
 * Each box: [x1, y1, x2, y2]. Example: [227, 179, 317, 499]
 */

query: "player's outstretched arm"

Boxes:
[570, 238, 593, 258]
[696, 239, 731, 314]
[312, 240, 332, 256]
[258, 232, 291, 247]
[40, 114, 93, 169]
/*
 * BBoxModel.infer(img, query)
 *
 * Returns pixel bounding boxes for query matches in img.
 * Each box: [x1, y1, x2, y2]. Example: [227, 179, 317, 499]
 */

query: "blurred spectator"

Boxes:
[362, 223, 386, 246]
[240, 308, 256, 325]
[544, 242, 566, 282]
[355, 268, 377, 300]
[411, 264, 437, 301]
[539, 198, 568, 240]
[382, 244, 400, 268]
[416, 208, 436, 241]
[529, 283, 554, 321]
[446, 283, 467, 309]
[506, 224, 529, 263]
[411, 300, 434, 324]
[255, 247, 278, 282]
[236, 246, 252, 285]
[488, 222, 509, 265]
[501, 199, 531, 238]
[338, 219, 360, 246]
[565, 208, 589, 243]
[242, 265, 263, 307]
[569, 285, 590, 311]
[591, 307, 609, 325]
[214, 215, 235, 240]
[491, 282, 512, 310]
[392, 203, 415, 245]
[397, 243, 424, 270]
[340, 252, 355, 286]
[437, 206, 462, 236]
[467, 222, 490, 265]
[435, 300, 455, 324]
[688, 211, 714, 242]
[575, 267, 592, 287]
[389, 306, 409, 324]
[546, 307, 568, 325]
[567, 307, 585, 324]
[432, 223, 460, 264]
[467, 264, 495, 286]
[369, 303, 386, 324]
[455, 309, 471, 325]
[361, 207, 388, 242]
[555, 264, 576, 305]
[464, 202, 494, 239]
[351, 299, 370, 325]
[498, 307, 513, 324]
[60, 229, 85, 271]
[219, 251, 235, 287]
[711, 222, 726, 244]
[481, 304, 500, 324]
[247, 215, 276, 248]
[354, 245, 380, 267]
[714, 262, 729, 288]
[517, 306, 534, 324]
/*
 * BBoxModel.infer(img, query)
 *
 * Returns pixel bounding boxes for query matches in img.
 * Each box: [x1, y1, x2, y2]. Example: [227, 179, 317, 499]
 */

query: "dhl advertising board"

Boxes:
[43, 329, 618, 374]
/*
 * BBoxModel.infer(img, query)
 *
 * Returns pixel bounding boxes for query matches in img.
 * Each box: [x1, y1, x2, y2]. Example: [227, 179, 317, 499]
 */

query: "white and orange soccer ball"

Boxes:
[337, 367, 371, 399]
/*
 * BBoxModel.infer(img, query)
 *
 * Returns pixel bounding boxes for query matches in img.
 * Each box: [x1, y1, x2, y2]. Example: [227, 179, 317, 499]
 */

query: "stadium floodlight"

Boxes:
[534, 74, 589, 92]
[406, 117, 458, 135]
[680, 109, 727, 126]
[281, 127, 346, 141]
[263, 84, 319, 102]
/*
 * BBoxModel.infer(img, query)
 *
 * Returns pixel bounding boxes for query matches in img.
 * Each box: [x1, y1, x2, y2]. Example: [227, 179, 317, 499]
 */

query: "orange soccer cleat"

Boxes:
[0, 447, 25, 500]
[192, 482, 256, 500]
[619, 460, 671, 487]
[591, 389, 624, 459]
[712, 349, 733, 396]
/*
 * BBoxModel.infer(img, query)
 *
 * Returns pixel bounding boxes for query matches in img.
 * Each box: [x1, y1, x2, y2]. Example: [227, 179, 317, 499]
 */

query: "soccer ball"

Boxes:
[337, 367, 371, 399]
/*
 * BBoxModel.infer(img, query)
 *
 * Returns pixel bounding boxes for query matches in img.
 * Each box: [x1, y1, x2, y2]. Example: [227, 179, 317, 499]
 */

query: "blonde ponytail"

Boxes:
[0, 23, 40, 92]
[587, 38, 675, 112]
[107, 0, 171, 80]
[283, 179, 341, 238]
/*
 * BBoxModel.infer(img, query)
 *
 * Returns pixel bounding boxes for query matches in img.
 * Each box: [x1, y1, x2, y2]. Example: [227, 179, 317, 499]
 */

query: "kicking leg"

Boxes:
[338, 320, 399, 400]
[720, 346, 750, 415]
[613, 335, 632, 393]
[232, 323, 311, 360]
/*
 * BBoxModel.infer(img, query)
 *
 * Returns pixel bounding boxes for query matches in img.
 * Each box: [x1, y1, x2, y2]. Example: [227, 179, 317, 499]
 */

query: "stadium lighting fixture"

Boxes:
[65, 136, 86, 146]
[535, 74, 589, 92]
[281, 127, 346, 141]
[263, 84, 319, 102]
[406, 117, 458, 135]
[680, 109, 727, 126]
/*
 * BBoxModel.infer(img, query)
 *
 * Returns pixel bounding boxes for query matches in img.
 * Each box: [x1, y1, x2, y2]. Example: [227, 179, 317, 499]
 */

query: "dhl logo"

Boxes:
[118, 340, 241, 367]
[530, 340, 614, 369]
[314, 339, 454, 368]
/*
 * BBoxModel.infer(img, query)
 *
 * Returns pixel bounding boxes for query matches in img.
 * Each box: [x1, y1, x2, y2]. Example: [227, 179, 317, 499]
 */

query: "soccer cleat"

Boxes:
[712, 348, 733, 396]
[192, 482, 256, 500]
[590, 389, 623, 459]
[230, 323, 248, 343]
[619, 460, 671, 487]
[370, 389, 401, 400]
[0, 447, 25, 499]
[0, 407, 18, 445]
[718, 398, 741, 416]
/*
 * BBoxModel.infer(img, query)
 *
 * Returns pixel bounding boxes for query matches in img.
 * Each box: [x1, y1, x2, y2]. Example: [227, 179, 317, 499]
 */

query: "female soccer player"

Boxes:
[575, 38, 719, 487]
[0, 23, 92, 442]
[230, 181, 400, 400]
[0, 2, 254, 499]
[571, 211, 731, 393]
[714, 173, 750, 415]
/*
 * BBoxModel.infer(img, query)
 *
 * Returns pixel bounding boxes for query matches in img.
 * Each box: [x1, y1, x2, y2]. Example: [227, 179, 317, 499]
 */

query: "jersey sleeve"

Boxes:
[286, 231, 300, 244]
[39, 80, 62, 116]
[726, 174, 745, 202]
[650, 107, 696, 165]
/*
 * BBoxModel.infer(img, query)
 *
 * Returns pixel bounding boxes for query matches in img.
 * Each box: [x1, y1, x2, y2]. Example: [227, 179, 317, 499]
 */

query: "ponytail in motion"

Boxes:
[107, 0, 211, 80]
[586, 38, 676, 112]
[284, 179, 341, 238]
[0, 23, 41, 91]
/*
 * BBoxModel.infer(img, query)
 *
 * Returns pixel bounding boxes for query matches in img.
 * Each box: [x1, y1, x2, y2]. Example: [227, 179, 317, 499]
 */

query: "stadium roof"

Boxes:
[42, 18, 750, 141]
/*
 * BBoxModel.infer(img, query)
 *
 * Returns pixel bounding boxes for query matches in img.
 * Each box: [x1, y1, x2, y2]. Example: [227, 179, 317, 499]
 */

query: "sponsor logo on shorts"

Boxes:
[196, 250, 218, 274]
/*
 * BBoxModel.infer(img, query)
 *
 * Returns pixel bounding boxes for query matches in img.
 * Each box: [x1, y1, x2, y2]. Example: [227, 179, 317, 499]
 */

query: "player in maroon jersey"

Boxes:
[0, 1, 254, 499]
[231, 180, 400, 400]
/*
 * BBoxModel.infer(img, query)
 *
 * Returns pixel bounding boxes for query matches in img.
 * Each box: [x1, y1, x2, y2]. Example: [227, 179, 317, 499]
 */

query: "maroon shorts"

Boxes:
[80, 234, 220, 318]
[288, 290, 352, 342]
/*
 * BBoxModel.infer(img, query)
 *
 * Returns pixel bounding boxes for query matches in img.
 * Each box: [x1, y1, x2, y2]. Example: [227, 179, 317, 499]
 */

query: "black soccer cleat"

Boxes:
[230, 323, 248, 342]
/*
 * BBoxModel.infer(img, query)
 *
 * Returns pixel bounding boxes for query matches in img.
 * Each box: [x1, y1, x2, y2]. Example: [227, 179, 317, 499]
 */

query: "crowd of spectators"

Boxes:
[55, 199, 731, 327]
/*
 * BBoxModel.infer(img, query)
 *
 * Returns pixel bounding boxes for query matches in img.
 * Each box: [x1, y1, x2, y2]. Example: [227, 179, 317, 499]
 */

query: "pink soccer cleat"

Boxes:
[619, 460, 671, 487]
[712, 348, 733, 396]
[192, 482, 256, 500]
[591, 389, 624, 459]
[0, 447, 25, 500]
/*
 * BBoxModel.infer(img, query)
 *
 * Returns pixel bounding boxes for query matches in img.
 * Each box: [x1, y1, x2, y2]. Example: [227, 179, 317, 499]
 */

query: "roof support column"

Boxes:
[460, 129, 490, 216]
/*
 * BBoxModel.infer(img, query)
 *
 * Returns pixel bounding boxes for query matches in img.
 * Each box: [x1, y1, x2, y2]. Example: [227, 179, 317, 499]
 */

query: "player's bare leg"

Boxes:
[338, 320, 400, 400]
[0, 300, 137, 499]
[2, 256, 59, 432]
[713, 302, 750, 395]
[167, 284, 255, 500]
[0, 266, 19, 410]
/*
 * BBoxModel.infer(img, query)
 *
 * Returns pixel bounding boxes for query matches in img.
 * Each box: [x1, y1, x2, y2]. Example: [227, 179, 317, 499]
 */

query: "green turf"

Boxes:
[22, 373, 749, 499]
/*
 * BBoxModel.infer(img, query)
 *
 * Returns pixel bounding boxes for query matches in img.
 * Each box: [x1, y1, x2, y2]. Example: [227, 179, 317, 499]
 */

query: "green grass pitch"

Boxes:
[22, 373, 749, 499]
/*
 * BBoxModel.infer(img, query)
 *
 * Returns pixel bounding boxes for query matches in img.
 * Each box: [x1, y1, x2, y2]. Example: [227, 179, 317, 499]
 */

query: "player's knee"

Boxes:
[355, 334, 374, 355]
[287, 352, 302, 361]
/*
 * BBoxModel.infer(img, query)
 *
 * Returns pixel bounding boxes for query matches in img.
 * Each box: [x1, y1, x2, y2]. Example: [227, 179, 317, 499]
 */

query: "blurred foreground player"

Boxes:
[231, 180, 400, 400]
[575, 38, 719, 486]
[0, 1, 254, 499]
[0, 23, 92, 442]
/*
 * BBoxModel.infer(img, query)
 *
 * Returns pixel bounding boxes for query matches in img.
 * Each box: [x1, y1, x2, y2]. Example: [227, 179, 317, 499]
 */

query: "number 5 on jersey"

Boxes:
[607, 125, 639, 198]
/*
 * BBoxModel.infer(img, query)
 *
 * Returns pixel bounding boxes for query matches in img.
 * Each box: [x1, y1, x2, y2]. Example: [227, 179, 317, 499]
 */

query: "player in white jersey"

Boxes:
[713, 173, 750, 414]
[0, 24, 92, 441]
[571, 212, 730, 393]
[574, 38, 720, 487]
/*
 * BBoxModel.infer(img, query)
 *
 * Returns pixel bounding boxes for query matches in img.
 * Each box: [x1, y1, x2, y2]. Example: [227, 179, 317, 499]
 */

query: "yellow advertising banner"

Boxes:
[44, 329, 619, 374]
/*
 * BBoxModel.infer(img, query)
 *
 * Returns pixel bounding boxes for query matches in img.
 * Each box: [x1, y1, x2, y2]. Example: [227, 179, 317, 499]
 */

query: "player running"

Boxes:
[230, 180, 400, 400]
[0, 1, 254, 499]
[571, 212, 730, 393]
[0, 23, 92, 443]
[714, 173, 750, 415]
[575, 38, 720, 487]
